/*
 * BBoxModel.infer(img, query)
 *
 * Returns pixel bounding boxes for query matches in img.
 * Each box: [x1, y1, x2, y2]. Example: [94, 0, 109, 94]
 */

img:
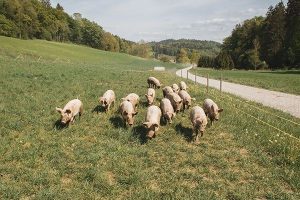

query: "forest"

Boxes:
[1, 0, 299, 69]
[0, 0, 153, 57]
[199, 0, 300, 70]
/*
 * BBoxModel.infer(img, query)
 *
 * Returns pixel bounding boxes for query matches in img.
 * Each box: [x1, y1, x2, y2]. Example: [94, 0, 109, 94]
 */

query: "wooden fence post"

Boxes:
[220, 74, 223, 94]
[206, 74, 209, 94]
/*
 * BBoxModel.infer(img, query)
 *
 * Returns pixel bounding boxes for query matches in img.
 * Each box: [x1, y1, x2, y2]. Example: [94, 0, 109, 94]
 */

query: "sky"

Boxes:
[51, 0, 287, 43]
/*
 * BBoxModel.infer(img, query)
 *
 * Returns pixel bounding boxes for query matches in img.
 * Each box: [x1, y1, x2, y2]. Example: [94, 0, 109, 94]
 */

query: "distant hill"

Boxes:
[149, 39, 221, 58]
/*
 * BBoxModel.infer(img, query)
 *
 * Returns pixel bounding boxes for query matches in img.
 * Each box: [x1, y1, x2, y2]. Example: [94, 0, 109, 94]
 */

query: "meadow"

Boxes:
[0, 36, 299, 199]
[190, 67, 300, 95]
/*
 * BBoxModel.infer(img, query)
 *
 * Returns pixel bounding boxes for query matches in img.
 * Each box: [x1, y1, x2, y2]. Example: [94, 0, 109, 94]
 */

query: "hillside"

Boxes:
[149, 39, 221, 57]
[0, 36, 299, 199]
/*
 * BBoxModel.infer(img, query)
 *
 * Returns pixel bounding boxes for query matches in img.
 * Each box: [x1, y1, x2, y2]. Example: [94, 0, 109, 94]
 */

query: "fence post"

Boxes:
[206, 74, 209, 94]
[220, 73, 223, 94]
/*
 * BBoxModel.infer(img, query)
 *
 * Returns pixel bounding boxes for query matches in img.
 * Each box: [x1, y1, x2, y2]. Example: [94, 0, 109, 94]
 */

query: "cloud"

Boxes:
[51, 0, 287, 43]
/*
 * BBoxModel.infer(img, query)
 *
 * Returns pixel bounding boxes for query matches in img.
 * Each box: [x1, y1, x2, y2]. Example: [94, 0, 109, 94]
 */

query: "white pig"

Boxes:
[171, 83, 180, 94]
[145, 88, 155, 106]
[190, 106, 208, 143]
[166, 92, 183, 113]
[147, 77, 162, 89]
[162, 86, 173, 97]
[99, 90, 115, 112]
[160, 98, 176, 124]
[203, 98, 223, 126]
[119, 100, 138, 127]
[122, 93, 140, 111]
[179, 81, 187, 91]
[56, 99, 83, 125]
[178, 90, 195, 111]
[143, 105, 162, 138]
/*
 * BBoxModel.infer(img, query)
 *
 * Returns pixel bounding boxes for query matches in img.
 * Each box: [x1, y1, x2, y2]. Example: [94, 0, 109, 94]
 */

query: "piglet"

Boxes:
[56, 99, 83, 125]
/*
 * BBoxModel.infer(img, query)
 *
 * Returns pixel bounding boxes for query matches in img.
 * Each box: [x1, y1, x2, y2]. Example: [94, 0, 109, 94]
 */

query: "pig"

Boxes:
[99, 90, 115, 112]
[160, 98, 176, 124]
[143, 105, 162, 138]
[119, 100, 138, 127]
[171, 83, 180, 94]
[162, 86, 173, 97]
[179, 81, 187, 91]
[178, 90, 195, 111]
[122, 93, 140, 111]
[166, 92, 183, 113]
[56, 99, 83, 125]
[190, 106, 208, 143]
[145, 88, 155, 106]
[147, 77, 162, 89]
[203, 99, 223, 126]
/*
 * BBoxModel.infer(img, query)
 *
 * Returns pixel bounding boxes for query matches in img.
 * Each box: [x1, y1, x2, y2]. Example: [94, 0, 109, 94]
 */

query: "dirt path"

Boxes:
[176, 67, 300, 119]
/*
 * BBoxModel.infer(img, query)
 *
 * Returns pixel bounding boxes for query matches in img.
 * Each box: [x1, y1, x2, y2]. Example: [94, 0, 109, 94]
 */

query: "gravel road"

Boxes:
[176, 67, 300, 119]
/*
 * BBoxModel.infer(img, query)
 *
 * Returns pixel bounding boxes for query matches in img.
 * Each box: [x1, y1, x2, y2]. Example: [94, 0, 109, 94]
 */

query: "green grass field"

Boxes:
[0, 36, 300, 199]
[190, 67, 300, 95]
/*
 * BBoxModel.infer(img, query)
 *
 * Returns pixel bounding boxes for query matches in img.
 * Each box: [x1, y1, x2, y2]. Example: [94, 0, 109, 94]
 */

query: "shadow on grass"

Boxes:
[132, 125, 148, 144]
[160, 117, 168, 126]
[53, 119, 68, 130]
[141, 101, 150, 108]
[175, 123, 193, 142]
[92, 105, 105, 114]
[109, 115, 125, 129]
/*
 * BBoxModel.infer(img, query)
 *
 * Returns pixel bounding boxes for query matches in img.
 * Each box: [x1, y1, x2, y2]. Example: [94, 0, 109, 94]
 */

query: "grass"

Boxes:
[0, 36, 300, 199]
[190, 67, 300, 95]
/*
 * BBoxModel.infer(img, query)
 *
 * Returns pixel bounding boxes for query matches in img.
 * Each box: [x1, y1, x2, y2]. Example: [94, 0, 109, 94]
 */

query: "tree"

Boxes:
[189, 50, 200, 64]
[198, 56, 216, 68]
[41, 0, 51, 8]
[285, 0, 300, 67]
[215, 51, 235, 69]
[260, 2, 286, 68]
[129, 43, 153, 58]
[176, 48, 190, 64]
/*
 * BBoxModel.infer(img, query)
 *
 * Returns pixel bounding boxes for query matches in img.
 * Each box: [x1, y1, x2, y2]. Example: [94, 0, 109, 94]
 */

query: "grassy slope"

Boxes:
[191, 67, 300, 95]
[0, 36, 299, 199]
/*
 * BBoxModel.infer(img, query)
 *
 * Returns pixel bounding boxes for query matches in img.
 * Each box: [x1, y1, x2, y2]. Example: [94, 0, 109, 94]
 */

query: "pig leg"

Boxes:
[79, 106, 83, 117]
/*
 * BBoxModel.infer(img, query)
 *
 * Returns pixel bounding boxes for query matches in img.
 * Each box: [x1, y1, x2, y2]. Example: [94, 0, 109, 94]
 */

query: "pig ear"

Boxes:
[145, 94, 148, 97]
[133, 111, 138, 116]
[121, 98, 125, 101]
[218, 108, 223, 113]
[123, 111, 128, 116]
[56, 107, 62, 113]
[65, 109, 71, 114]
[153, 123, 159, 128]
[143, 122, 150, 128]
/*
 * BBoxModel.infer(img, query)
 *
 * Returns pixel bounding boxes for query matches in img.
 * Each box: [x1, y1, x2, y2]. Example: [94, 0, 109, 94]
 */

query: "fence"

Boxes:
[178, 68, 300, 144]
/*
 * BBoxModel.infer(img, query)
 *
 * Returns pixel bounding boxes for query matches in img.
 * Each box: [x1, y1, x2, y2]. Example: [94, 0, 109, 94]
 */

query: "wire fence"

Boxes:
[178, 68, 300, 144]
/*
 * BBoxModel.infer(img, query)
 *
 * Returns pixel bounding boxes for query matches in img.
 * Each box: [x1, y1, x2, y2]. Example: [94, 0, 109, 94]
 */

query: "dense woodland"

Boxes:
[149, 39, 221, 64]
[0, 0, 299, 69]
[0, 0, 154, 57]
[199, 0, 300, 70]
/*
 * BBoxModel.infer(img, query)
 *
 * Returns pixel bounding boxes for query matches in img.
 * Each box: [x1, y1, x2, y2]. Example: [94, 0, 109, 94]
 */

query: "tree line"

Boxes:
[0, 0, 153, 58]
[198, 0, 300, 70]
[149, 39, 221, 64]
